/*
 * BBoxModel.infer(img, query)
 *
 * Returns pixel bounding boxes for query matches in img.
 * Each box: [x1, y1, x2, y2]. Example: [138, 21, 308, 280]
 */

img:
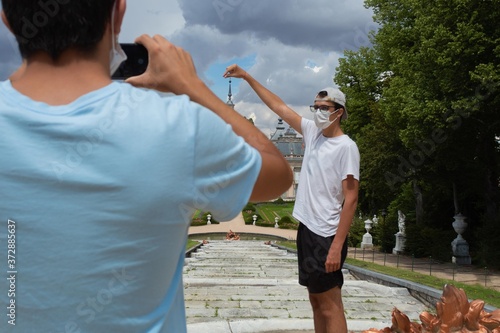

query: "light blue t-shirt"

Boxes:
[0, 81, 261, 332]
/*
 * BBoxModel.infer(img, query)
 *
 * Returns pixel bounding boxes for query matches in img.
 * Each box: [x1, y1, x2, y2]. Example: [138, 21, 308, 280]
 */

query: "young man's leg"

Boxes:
[309, 286, 346, 333]
[296, 222, 348, 333]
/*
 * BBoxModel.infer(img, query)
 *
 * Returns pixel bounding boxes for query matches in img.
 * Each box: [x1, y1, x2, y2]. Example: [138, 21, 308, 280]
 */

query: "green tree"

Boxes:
[337, 48, 407, 215]
[336, 0, 500, 265]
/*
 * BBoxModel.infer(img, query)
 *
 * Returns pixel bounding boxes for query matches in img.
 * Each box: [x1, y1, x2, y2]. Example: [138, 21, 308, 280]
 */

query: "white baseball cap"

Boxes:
[315, 87, 348, 120]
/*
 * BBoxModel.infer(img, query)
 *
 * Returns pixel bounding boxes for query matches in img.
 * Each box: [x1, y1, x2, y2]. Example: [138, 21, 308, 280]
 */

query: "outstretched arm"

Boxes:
[126, 35, 293, 202]
[223, 64, 303, 135]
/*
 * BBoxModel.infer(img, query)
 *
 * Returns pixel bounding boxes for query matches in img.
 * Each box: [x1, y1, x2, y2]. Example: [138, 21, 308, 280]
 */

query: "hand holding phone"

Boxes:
[111, 43, 149, 80]
[124, 35, 200, 95]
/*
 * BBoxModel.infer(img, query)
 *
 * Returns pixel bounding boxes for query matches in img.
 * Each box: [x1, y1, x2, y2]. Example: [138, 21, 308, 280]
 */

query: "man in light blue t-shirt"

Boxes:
[0, 1, 293, 332]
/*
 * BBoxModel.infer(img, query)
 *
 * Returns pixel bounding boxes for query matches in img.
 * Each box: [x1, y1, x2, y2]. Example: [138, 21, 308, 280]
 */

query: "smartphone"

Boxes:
[111, 43, 148, 80]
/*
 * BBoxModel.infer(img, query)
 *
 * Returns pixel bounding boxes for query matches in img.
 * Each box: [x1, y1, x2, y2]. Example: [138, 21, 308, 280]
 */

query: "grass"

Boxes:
[276, 240, 297, 251]
[345, 258, 500, 308]
[275, 240, 500, 308]
[190, 210, 219, 226]
[186, 239, 200, 250]
[242, 202, 300, 230]
[257, 204, 298, 223]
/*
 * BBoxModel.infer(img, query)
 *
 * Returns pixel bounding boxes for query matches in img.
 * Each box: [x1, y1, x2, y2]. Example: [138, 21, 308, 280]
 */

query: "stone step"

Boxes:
[184, 240, 428, 328]
[190, 248, 292, 253]
[197, 243, 286, 250]
[184, 272, 298, 279]
[190, 254, 294, 261]
[185, 266, 298, 272]
[185, 260, 297, 266]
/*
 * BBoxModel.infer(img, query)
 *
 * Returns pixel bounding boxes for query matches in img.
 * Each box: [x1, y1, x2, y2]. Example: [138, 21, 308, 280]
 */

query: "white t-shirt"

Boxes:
[293, 118, 360, 237]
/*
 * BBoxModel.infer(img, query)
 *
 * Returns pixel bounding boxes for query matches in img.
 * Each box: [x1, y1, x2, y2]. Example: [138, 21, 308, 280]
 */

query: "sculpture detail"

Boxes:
[398, 210, 406, 235]
[363, 284, 500, 333]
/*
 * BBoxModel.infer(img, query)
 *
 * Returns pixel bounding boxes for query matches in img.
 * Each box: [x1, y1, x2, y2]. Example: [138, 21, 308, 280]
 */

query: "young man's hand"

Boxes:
[223, 64, 248, 80]
[126, 34, 202, 95]
[325, 248, 342, 273]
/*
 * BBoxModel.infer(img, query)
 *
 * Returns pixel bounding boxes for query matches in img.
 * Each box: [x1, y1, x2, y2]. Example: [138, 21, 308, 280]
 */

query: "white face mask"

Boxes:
[109, 6, 127, 76]
[314, 109, 339, 129]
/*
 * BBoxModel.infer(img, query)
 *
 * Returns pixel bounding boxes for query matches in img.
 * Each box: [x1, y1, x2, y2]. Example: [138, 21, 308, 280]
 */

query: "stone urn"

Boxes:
[451, 213, 471, 265]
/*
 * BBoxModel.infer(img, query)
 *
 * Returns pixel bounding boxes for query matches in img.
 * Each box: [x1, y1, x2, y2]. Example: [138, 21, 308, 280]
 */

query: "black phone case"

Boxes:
[111, 44, 148, 80]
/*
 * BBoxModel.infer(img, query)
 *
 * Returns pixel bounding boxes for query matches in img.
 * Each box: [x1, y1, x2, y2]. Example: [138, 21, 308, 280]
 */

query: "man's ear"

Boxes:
[333, 107, 345, 121]
[113, 0, 127, 35]
[1, 10, 14, 34]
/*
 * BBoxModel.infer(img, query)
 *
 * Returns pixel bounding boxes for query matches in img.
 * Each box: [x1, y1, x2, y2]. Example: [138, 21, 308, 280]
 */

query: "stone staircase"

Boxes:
[184, 240, 428, 332]
[184, 240, 308, 324]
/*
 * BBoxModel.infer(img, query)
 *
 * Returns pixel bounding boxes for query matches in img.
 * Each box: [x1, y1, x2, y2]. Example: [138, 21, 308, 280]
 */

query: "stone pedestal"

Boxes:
[393, 232, 405, 254]
[451, 213, 471, 265]
[451, 237, 471, 265]
[361, 232, 373, 249]
[360, 219, 373, 249]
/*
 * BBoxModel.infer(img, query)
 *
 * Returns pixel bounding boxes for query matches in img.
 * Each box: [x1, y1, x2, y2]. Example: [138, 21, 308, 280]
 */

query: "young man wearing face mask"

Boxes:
[0, 1, 293, 332]
[224, 65, 360, 333]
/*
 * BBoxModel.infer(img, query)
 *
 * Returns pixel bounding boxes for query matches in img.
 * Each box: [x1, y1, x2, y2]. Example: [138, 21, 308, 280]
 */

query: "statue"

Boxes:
[363, 284, 500, 333]
[398, 210, 406, 235]
[225, 229, 240, 241]
[393, 210, 406, 254]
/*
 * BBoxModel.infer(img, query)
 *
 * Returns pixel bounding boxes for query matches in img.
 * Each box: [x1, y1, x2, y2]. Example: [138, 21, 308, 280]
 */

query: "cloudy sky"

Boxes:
[0, 0, 376, 136]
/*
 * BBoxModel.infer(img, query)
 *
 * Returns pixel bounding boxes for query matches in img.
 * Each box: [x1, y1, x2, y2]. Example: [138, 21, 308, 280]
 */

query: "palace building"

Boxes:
[269, 118, 304, 199]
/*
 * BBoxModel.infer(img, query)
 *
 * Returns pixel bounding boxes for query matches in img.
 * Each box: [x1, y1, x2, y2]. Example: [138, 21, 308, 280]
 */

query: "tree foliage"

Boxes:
[336, 0, 500, 266]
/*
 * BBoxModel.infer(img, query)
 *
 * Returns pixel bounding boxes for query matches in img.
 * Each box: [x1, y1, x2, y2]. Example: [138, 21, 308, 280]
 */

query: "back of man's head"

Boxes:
[2, 0, 116, 60]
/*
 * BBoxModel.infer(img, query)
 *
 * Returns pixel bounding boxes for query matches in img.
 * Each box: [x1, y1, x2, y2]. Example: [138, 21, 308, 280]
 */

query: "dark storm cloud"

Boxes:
[170, 0, 377, 118]
[179, 0, 376, 52]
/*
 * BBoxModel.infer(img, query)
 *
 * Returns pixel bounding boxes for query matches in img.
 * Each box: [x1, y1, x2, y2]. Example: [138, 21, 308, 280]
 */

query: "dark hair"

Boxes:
[316, 91, 343, 110]
[2, 0, 116, 60]
[317, 90, 328, 99]
[333, 102, 343, 110]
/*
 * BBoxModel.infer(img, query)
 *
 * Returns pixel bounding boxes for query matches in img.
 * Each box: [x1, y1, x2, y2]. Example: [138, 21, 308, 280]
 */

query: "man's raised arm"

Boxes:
[126, 35, 293, 202]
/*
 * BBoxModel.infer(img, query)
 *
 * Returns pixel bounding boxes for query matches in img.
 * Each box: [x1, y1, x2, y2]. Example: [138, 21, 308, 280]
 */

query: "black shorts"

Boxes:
[297, 222, 348, 294]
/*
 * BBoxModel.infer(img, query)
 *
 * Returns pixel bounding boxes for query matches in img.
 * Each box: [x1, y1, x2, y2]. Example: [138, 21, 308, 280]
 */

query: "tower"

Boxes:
[226, 78, 235, 109]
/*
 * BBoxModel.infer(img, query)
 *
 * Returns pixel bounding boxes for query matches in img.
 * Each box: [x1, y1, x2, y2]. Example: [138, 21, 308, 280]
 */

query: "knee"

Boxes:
[309, 295, 334, 315]
[309, 288, 344, 314]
